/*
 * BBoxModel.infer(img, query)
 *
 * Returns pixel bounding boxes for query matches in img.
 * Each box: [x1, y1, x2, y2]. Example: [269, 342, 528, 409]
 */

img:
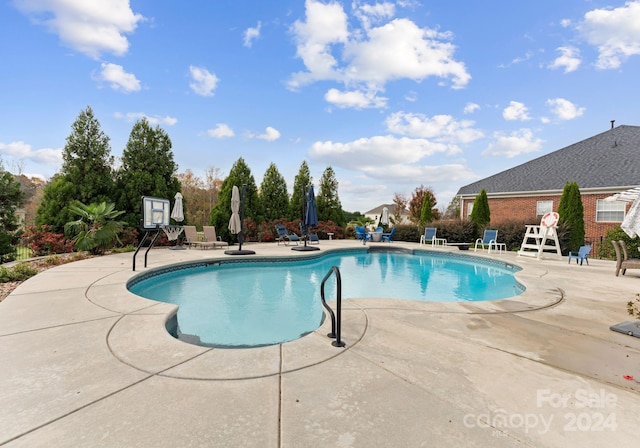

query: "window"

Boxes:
[536, 200, 553, 216]
[596, 199, 625, 222]
[466, 202, 473, 218]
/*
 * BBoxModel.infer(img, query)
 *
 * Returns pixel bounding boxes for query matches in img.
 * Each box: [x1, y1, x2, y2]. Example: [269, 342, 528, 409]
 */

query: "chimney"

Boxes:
[610, 120, 615, 129]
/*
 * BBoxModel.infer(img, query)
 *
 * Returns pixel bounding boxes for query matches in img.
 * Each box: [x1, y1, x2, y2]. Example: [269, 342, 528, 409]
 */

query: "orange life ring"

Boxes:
[541, 212, 559, 227]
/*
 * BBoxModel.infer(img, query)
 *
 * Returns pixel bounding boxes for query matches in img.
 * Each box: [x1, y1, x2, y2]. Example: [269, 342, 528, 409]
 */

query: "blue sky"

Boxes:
[1, 0, 640, 213]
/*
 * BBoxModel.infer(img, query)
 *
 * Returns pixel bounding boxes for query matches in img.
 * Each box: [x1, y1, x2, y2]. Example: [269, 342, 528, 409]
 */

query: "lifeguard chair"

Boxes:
[517, 212, 562, 260]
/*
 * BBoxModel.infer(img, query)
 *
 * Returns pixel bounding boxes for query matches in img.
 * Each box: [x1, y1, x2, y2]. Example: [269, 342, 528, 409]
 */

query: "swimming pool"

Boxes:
[128, 248, 523, 348]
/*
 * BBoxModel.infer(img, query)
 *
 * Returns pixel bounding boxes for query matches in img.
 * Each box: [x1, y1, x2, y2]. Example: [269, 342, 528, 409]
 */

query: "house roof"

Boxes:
[457, 125, 640, 197]
[364, 203, 407, 216]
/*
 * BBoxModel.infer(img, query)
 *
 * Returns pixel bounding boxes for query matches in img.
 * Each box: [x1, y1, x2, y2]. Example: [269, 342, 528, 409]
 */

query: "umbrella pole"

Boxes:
[292, 184, 320, 252]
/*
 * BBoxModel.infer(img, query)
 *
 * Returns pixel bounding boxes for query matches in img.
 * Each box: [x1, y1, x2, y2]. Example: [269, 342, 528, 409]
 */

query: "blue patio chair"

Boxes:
[355, 226, 371, 245]
[382, 227, 396, 243]
[275, 224, 300, 246]
[420, 227, 446, 245]
[474, 229, 505, 253]
[568, 245, 591, 265]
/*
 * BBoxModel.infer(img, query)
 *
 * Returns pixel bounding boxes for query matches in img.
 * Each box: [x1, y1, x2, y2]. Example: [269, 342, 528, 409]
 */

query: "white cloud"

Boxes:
[244, 21, 261, 48]
[189, 66, 219, 97]
[546, 98, 585, 120]
[257, 127, 281, 141]
[548, 46, 581, 73]
[94, 63, 141, 93]
[324, 88, 387, 109]
[578, 1, 640, 69]
[14, 0, 143, 59]
[114, 112, 177, 126]
[353, 0, 395, 29]
[385, 112, 483, 147]
[288, 0, 470, 108]
[309, 135, 476, 183]
[503, 101, 531, 121]
[482, 129, 543, 158]
[0, 141, 62, 166]
[207, 124, 235, 138]
[463, 102, 480, 114]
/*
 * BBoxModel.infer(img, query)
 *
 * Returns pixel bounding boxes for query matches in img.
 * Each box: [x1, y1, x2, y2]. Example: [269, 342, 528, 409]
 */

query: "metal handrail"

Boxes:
[320, 265, 345, 347]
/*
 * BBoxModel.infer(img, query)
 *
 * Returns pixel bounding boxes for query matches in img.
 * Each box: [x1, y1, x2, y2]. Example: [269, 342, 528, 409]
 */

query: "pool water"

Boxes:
[129, 250, 523, 348]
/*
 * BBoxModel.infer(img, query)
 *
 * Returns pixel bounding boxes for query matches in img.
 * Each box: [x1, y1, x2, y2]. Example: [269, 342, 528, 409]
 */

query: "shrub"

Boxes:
[0, 262, 38, 283]
[392, 225, 421, 242]
[22, 225, 74, 256]
[600, 226, 639, 260]
[436, 220, 476, 244]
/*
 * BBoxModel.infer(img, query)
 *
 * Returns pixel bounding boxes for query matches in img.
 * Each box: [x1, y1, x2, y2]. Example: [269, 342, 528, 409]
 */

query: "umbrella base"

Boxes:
[224, 249, 256, 255]
[291, 246, 320, 251]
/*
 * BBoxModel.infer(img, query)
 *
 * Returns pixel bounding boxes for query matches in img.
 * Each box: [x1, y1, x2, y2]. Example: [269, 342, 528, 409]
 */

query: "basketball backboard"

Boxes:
[141, 196, 170, 230]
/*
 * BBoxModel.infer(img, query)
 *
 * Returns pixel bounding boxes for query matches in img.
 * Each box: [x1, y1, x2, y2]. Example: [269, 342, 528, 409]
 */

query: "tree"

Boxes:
[209, 157, 259, 242]
[36, 106, 115, 232]
[0, 161, 25, 263]
[443, 196, 461, 219]
[289, 161, 312, 221]
[65, 202, 125, 255]
[419, 194, 433, 227]
[392, 193, 408, 224]
[259, 163, 289, 221]
[316, 166, 345, 226]
[558, 181, 585, 253]
[115, 118, 181, 230]
[469, 188, 490, 227]
[408, 185, 438, 224]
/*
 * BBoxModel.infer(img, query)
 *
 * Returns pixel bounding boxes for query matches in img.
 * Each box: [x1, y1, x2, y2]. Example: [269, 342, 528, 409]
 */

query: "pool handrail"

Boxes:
[320, 265, 345, 348]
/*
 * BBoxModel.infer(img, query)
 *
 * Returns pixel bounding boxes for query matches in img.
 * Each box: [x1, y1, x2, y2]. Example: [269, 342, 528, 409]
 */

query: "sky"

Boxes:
[1, 0, 640, 213]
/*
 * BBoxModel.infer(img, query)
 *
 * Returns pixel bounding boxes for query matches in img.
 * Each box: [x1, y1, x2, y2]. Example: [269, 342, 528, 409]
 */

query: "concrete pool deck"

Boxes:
[1, 240, 639, 447]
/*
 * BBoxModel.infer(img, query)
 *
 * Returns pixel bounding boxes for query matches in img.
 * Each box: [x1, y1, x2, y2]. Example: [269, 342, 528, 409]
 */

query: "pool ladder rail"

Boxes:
[320, 266, 345, 348]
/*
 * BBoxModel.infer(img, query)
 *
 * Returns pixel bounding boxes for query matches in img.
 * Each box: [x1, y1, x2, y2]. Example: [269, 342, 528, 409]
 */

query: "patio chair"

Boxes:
[202, 226, 229, 249]
[612, 240, 640, 276]
[420, 227, 446, 246]
[474, 229, 505, 253]
[382, 227, 396, 243]
[355, 226, 371, 244]
[275, 224, 300, 246]
[182, 225, 203, 249]
[567, 245, 591, 266]
[299, 223, 320, 244]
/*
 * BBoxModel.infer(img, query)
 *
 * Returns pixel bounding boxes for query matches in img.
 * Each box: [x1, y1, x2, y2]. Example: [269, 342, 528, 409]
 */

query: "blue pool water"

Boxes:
[128, 249, 523, 348]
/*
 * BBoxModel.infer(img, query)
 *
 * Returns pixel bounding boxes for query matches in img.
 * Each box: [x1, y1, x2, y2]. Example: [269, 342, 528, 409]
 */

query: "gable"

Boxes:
[457, 125, 640, 196]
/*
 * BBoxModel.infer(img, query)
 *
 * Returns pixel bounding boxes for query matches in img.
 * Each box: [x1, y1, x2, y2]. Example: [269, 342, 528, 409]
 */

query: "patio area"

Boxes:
[1, 240, 639, 447]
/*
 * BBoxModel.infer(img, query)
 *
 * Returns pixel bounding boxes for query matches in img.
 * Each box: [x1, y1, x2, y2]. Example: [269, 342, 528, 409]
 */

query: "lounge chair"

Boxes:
[612, 240, 640, 276]
[474, 229, 505, 253]
[382, 227, 396, 243]
[202, 226, 229, 249]
[355, 226, 371, 244]
[182, 225, 203, 249]
[299, 223, 320, 245]
[567, 245, 591, 265]
[420, 227, 446, 246]
[275, 224, 300, 246]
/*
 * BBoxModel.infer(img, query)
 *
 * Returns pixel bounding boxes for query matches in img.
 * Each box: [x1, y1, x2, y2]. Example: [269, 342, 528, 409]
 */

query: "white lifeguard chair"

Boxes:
[517, 212, 562, 260]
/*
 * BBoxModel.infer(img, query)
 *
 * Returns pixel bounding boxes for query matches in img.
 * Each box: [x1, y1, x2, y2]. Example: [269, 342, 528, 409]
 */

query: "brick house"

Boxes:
[456, 124, 640, 250]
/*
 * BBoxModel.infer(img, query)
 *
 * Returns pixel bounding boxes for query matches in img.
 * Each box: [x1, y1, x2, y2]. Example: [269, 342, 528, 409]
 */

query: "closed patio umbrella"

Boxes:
[380, 206, 389, 226]
[622, 196, 640, 238]
[226, 185, 255, 255]
[170, 192, 184, 223]
[228, 186, 241, 235]
[292, 185, 320, 251]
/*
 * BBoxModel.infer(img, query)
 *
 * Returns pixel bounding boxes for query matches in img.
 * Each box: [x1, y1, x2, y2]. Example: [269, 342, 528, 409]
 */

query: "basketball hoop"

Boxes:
[161, 225, 184, 241]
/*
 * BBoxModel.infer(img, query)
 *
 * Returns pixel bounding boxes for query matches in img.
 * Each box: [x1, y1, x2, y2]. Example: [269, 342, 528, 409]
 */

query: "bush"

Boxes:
[0, 262, 38, 283]
[392, 224, 421, 242]
[600, 226, 639, 260]
[22, 225, 74, 256]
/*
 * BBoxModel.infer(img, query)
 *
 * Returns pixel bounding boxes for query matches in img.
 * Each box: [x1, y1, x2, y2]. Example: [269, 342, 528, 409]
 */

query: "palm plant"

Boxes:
[65, 202, 126, 255]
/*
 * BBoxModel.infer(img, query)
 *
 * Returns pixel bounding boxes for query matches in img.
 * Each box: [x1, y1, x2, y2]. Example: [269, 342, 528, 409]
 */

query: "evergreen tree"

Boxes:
[316, 166, 345, 226]
[36, 106, 115, 232]
[419, 193, 433, 227]
[259, 163, 288, 221]
[558, 181, 585, 253]
[0, 162, 25, 263]
[289, 161, 312, 221]
[408, 185, 438, 224]
[209, 157, 259, 242]
[469, 188, 490, 227]
[115, 118, 181, 230]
